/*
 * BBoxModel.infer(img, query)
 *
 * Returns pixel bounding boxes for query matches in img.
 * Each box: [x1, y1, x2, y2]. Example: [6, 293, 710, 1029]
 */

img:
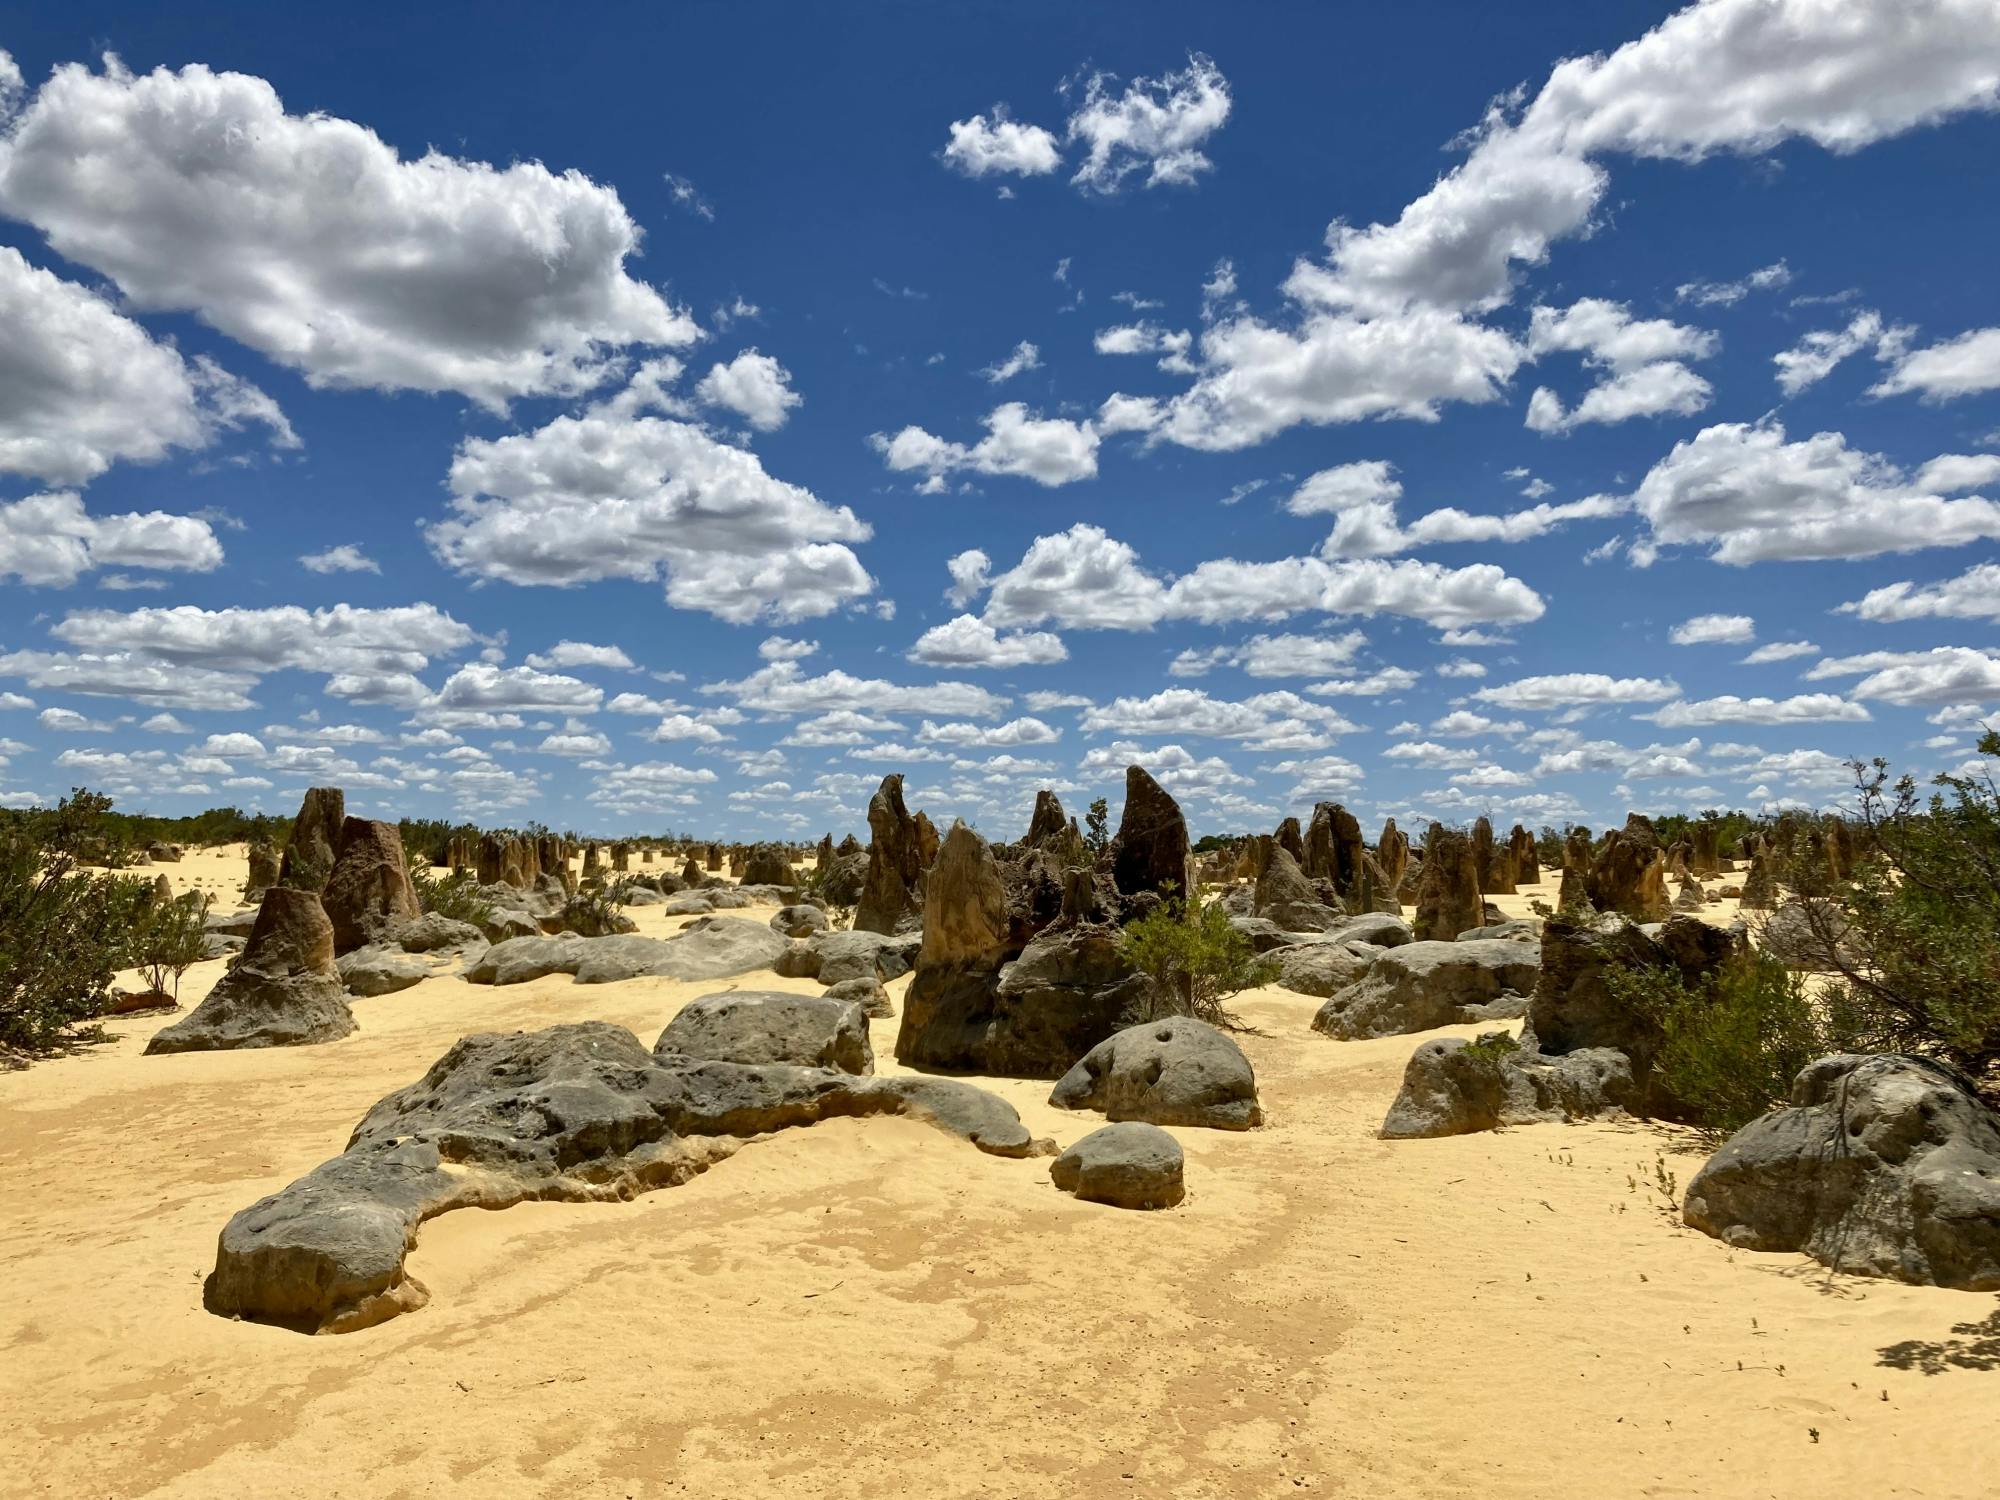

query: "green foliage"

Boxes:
[275, 847, 330, 892]
[1084, 797, 1110, 855]
[558, 888, 632, 937]
[1461, 1031, 1521, 1064]
[0, 790, 144, 1055]
[406, 855, 494, 928]
[131, 889, 211, 1001]
[0, 798, 287, 860]
[1119, 887, 1274, 1030]
[1607, 947, 1870, 1136]
[1821, 732, 2000, 1074]
[396, 818, 479, 865]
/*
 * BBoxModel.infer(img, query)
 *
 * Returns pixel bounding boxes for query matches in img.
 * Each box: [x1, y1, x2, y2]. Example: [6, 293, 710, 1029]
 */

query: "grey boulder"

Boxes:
[1271, 940, 1380, 999]
[654, 991, 873, 1074]
[824, 976, 894, 1019]
[1683, 1053, 2000, 1289]
[337, 946, 431, 997]
[202, 1021, 1052, 1333]
[770, 904, 830, 939]
[1050, 1122, 1186, 1210]
[1379, 1035, 1634, 1139]
[1311, 939, 1540, 1040]
[1050, 1017, 1261, 1131]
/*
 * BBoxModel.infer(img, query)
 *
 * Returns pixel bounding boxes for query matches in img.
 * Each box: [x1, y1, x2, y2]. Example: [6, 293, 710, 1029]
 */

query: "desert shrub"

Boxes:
[799, 863, 854, 929]
[406, 857, 494, 928]
[275, 846, 330, 892]
[1607, 947, 1871, 1136]
[1807, 733, 2000, 1075]
[0, 790, 143, 1055]
[558, 889, 632, 937]
[132, 890, 211, 1002]
[1120, 888, 1274, 1031]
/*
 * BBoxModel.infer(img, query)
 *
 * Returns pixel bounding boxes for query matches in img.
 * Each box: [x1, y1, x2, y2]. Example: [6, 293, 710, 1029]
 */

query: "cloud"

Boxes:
[1822, 646, 2000, 705]
[1065, 54, 1232, 193]
[1669, 613, 1755, 645]
[1838, 561, 2000, 622]
[1872, 326, 2000, 401]
[872, 402, 1097, 487]
[0, 490, 223, 586]
[299, 544, 380, 575]
[39, 706, 114, 732]
[1523, 297, 1717, 432]
[1773, 310, 1911, 395]
[0, 56, 696, 406]
[52, 601, 475, 678]
[1915, 454, 2000, 493]
[0, 650, 256, 710]
[980, 341, 1042, 384]
[701, 660, 1008, 719]
[942, 107, 1063, 178]
[428, 369, 874, 622]
[695, 350, 802, 431]
[1641, 693, 1870, 726]
[1676, 261, 1791, 306]
[906, 614, 1068, 669]
[918, 716, 1061, 747]
[1116, 0, 2000, 454]
[1740, 640, 1820, 664]
[1627, 419, 2000, 563]
[1169, 631, 1368, 680]
[0, 246, 292, 486]
[1474, 673, 1680, 710]
[1081, 687, 1358, 751]
[522, 641, 636, 671]
[973, 523, 1545, 635]
[944, 549, 992, 608]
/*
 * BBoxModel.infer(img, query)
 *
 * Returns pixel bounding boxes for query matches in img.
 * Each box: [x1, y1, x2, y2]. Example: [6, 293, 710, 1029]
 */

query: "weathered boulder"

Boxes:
[654, 991, 873, 1075]
[1271, 940, 1380, 998]
[1252, 845, 1344, 931]
[147, 889, 356, 1053]
[770, 904, 830, 940]
[1760, 897, 1850, 971]
[1380, 1036, 1635, 1139]
[1049, 1122, 1185, 1210]
[1411, 826, 1481, 942]
[321, 817, 421, 954]
[916, 820, 1010, 967]
[1311, 939, 1540, 1040]
[1111, 765, 1190, 902]
[466, 919, 788, 987]
[1683, 1054, 2000, 1289]
[1507, 824, 1540, 886]
[1334, 912, 1414, 948]
[1274, 816, 1305, 866]
[742, 844, 793, 887]
[336, 946, 431, 997]
[780, 928, 922, 985]
[244, 841, 280, 902]
[202, 1022, 1050, 1331]
[824, 976, 894, 1019]
[1376, 818, 1409, 894]
[1025, 788, 1068, 847]
[1740, 844, 1780, 910]
[276, 786, 344, 890]
[899, 922, 1145, 1079]
[854, 774, 926, 935]
[1050, 1017, 1260, 1130]
[1586, 823, 1670, 922]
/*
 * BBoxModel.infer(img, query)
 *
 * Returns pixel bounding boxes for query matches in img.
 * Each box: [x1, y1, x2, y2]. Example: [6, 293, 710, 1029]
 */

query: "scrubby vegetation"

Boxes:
[1121, 887, 1273, 1030]
[0, 791, 151, 1055]
[1609, 948, 1871, 1136]
[406, 856, 494, 928]
[131, 888, 212, 1004]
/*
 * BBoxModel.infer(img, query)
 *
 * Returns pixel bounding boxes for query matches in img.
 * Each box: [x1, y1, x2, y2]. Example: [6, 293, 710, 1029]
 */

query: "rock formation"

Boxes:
[1311, 940, 1540, 1040]
[276, 786, 344, 890]
[1111, 765, 1190, 903]
[1050, 1017, 1261, 1130]
[321, 817, 421, 954]
[854, 774, 926, 935]
[1507, 824, 1539, 886]
[1376, 818, 1409, 894]
[201, 1022, 1050, 1331]
[1684, 1054, 2000, 1289]
[1025, 788, 1068, 847]
[1049, 1122, 1185, 1210]
[1411, 826, 1480, 942]
[147, 888, 356, 1054]
[244, 841, 280, 903]
[654, 991, 873, 1074]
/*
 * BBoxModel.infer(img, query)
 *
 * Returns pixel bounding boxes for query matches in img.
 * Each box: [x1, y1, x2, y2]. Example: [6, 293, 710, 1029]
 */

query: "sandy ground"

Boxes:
[1, 845, 1991, 1499]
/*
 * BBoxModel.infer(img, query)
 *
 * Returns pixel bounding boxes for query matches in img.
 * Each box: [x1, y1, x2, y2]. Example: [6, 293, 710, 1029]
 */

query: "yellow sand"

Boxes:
[1, 845, 1987, 1499]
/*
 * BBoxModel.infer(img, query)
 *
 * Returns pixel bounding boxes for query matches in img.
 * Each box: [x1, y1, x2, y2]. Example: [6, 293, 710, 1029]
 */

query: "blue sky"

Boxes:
[2, 0, 1999, 840]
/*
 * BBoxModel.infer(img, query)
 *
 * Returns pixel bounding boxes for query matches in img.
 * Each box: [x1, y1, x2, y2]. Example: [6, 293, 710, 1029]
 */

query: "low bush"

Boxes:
[1120, 888, 1274, 1030]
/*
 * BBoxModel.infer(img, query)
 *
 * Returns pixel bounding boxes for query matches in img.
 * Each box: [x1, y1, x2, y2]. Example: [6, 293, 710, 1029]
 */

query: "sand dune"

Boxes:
[1, 844, 1989, 1498]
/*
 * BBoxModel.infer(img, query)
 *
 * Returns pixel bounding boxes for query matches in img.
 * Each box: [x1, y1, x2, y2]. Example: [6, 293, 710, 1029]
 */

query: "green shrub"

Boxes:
[0, 790, 142, 1055]
[1816, 732, 2000, 1075]
[132, 890, 211, 1002]
[1608, 947, 1870, 1136]
[1119, 888, 1274, 1030]
[406, 858, 494, 928]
